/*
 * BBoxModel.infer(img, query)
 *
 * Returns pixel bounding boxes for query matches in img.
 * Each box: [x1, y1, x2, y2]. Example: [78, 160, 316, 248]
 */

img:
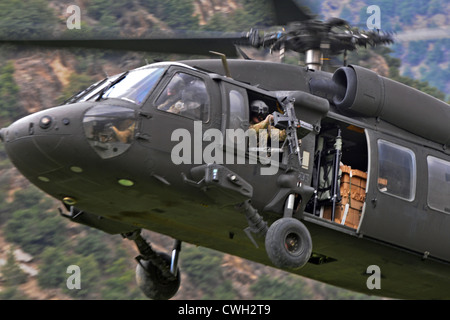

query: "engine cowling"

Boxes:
[311, 65, 450, 148]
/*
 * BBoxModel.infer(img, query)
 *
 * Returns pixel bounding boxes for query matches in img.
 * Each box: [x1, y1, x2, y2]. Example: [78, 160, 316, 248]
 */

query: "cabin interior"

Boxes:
[308, 118, 369, 229]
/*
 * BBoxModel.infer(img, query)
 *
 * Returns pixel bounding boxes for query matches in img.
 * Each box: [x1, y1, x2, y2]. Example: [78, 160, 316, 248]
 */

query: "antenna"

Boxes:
[209, 51, 232, 78]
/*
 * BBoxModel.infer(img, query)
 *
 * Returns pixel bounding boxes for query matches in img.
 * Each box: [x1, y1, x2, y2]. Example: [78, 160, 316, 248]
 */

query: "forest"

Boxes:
[0, 0, 448, 300]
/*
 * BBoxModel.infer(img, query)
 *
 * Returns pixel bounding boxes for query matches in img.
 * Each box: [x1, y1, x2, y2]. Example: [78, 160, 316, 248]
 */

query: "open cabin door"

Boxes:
[309, 119, 369, 231]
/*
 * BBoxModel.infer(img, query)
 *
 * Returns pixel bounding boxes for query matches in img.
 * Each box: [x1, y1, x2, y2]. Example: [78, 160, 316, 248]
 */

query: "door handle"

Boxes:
[138, 111, 152, 119]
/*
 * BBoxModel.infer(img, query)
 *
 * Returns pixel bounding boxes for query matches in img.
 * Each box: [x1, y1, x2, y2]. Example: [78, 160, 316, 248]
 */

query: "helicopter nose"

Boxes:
[1, 104, 92, 179]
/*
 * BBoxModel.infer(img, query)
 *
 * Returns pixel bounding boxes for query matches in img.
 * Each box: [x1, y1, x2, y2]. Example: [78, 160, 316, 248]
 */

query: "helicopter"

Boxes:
[0, 0, 449, 300]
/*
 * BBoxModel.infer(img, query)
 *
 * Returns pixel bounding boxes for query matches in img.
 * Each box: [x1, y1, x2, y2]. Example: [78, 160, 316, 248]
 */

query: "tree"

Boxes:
[181, 246, 238, 299]
[398, 0, 417, 25]
[152, 0, 199, 31]
[0, 0, 56, 39]
[0, 61, 21, 121]
[57, 72, 97, 105]
[74, 229, 113, 266]
[5, 200, 67, 256]
[0, 248, 28, 287]
[250, 274, 312, 299]
[101, 257, 144, 299]
[242, 0, 274, 27]
[9, 187, 50, 211]
[87, 0, 131, 20]
[426, 40, 447, 65]
[203, 13, 231, 32]
[38, 247, 68, 288]
[407, 41, 429, 66]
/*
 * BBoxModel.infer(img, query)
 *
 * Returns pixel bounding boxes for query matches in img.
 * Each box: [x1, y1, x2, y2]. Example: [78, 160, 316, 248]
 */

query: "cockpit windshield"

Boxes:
[64, 77, 115, 105]
[96, 67, 166, 105]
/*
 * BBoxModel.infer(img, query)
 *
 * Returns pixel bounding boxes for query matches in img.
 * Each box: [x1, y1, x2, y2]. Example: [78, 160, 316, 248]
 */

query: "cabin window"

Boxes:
[156, 72, 210, 122]
[377, 140, 416, 201]
[427, 156, 450, 214]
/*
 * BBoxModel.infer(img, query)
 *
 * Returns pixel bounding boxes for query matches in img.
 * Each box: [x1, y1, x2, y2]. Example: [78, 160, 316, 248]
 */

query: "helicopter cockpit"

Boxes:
[81, 66, 166, 159]
[156, 72, 210, 122]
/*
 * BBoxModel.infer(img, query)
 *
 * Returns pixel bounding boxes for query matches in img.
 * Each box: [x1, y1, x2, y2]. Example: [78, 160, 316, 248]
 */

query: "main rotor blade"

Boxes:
[270, 0, 315, 25]
[0, 32, 248, 57]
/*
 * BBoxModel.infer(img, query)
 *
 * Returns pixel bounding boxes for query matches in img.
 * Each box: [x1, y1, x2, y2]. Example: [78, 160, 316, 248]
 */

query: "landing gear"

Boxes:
[265, 217, 312, 270]
[135, 253, 180, 300]
[125, 230, 181, 300]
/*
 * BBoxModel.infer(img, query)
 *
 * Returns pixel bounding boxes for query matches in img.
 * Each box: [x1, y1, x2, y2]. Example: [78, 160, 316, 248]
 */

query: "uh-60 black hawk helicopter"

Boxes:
[0, 0, 449, 300]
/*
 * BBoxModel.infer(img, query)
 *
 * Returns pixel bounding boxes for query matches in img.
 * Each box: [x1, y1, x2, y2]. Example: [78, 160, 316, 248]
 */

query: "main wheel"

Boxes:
[265, 218, 312, 270]
[136, 252, 181, 300]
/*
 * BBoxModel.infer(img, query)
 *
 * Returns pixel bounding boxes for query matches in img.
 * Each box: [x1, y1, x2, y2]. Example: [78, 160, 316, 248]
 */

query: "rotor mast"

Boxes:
[244, 17, 393, 71]
[305, 49, 323, 71]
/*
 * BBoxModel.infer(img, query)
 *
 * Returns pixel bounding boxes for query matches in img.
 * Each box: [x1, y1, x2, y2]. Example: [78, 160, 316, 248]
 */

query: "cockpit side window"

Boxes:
[155, 72, 210, 122]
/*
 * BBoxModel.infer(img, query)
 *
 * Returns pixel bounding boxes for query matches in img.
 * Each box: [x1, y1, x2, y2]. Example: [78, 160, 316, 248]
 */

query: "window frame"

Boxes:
[154, 71, 211, 123]
[100, 67, 165, 106]
[377, 139, 417, 202]
[427, 155, 450, 214]
[227, 89, 249, 131]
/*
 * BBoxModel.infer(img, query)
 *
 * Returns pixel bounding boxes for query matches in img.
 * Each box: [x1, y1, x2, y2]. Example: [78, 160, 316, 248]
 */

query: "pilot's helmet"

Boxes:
[182, 79, 208, 104]
[250, 100, 269, 120]
[167, 74, 185, 95]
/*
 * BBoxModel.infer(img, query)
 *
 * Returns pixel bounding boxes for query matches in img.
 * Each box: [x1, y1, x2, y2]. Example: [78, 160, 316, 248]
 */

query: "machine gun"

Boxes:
[272, 96, 314, 169]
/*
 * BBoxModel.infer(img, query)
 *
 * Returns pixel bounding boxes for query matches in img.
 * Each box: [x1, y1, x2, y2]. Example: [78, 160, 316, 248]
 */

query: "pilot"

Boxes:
[159, 75, 208, 120]
[175, 79, 208, 118]
[157, 74, 185, 112]
[249, 100, 286, 146]
[110, 119, 136, 143]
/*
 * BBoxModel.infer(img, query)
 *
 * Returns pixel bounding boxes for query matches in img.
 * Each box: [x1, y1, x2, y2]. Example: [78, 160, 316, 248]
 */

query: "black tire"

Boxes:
[265, 218, 312, 270]
[136, 252, 180, 300]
